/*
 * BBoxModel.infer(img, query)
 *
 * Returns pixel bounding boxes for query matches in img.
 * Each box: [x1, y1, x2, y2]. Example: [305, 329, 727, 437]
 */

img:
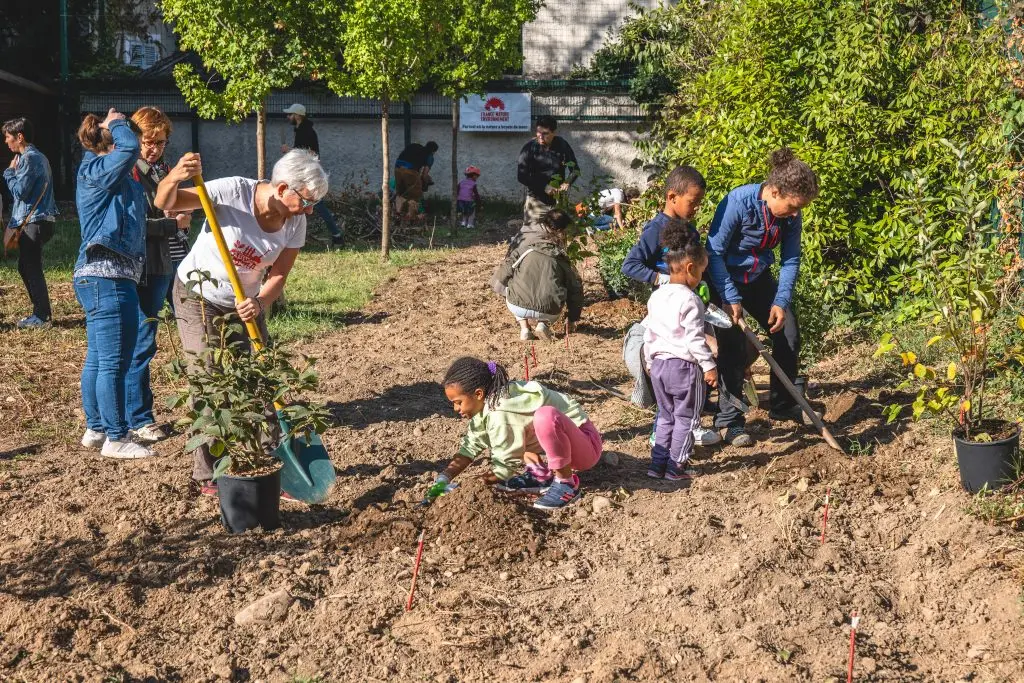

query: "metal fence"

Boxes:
[75, 79, 645, 123]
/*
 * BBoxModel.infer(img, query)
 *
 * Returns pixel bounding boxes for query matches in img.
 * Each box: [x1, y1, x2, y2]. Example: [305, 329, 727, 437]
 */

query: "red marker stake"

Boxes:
[531, 343, 538, 368]
[524, 354, 530, 381]
[406, 530, 426, 611]
[564, 320, 570, 352]
[847, 610, 859, 682]
[820, 486, 832, 545]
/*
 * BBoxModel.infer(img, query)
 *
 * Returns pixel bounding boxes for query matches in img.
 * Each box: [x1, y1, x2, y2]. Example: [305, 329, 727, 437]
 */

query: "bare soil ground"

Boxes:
[0, 226, 1022, 682]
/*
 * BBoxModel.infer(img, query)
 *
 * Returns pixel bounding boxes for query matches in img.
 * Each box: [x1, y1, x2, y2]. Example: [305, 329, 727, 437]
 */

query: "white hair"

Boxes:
[271, 148, 329, 200]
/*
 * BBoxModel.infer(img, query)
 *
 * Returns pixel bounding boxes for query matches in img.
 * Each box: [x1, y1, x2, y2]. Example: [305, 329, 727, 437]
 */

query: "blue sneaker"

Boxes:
[532, 475, 581, 510]
[666, 462, 698, 481]
[495, 470, 552, 493]
[17, 315, 50, 329]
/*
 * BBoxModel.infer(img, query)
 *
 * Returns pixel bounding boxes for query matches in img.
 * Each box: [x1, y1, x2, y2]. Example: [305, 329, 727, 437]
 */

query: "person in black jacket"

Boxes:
[126, 106, 189, 444]
[517, 115, 579, 226]
[282, 103, 343, 246]
[394, 140, 438, 220]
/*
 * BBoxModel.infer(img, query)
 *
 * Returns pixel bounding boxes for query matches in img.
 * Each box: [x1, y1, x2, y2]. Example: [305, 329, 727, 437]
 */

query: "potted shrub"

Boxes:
[165, 271, 330, 533]
[876, 145, 1023, 492]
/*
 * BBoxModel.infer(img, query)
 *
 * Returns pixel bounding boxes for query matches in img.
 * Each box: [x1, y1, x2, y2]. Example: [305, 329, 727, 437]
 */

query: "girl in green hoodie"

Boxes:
[433, 357, 603, 510]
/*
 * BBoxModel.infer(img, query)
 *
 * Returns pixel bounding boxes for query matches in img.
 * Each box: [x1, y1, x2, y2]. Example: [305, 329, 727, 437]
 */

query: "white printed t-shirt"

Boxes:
[598, 188, 624, 211]
[177, 177, 306, 308]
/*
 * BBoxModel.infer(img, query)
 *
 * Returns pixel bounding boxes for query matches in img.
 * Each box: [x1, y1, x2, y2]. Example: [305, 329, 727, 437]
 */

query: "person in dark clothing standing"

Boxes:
[282, 103, 343, 246]
[517, 115, 579, 226]
[394, 140, 438, 220]
[125, 106, 188, 444]
[3, 117, 59, 329]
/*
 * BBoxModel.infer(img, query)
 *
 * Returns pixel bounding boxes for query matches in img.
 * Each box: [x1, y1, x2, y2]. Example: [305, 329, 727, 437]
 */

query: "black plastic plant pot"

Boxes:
[953, 423, 1021, 494]
[218, 469, 282, 534]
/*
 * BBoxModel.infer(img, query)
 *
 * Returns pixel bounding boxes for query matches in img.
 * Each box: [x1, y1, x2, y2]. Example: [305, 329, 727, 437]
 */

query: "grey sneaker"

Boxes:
[81, 428, 105, 450]
[724, 426, 754, 447]
[693, 426, 722, 446]
[17, 315, 50, 330]
[535, 322, 554, 341]
[520, 328, 536, 341]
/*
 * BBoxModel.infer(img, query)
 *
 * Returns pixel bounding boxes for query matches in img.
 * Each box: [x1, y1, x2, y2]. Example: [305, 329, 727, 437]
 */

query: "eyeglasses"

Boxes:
[141, 138, 167, 149]
[290, 188, 319, 208]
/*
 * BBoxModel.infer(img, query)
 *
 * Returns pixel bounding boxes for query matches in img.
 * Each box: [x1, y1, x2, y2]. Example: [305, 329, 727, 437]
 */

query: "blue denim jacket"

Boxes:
[2, 144, 59, 228]
[74, 120, 146, 270]
[706, 183, 803, 310]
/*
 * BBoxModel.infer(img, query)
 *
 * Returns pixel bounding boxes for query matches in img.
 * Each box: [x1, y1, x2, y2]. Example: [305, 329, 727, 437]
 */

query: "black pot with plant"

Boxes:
[165, 270, 330, 533]
[877, 143, 1023, 493]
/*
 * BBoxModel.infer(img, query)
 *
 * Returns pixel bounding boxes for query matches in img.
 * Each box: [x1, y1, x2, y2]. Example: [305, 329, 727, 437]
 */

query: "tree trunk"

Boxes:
[450, 97, 459, 234]
[381, 96, 391, 261]
[256, 102, 267, 180]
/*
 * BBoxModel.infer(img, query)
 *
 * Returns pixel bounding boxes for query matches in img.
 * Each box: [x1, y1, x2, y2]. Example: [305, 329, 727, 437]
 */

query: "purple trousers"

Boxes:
[649, 356, 706, 467]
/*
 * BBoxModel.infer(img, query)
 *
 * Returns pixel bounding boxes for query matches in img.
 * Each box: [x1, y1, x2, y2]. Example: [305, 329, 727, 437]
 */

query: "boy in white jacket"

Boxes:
[643, 219, 719, 480]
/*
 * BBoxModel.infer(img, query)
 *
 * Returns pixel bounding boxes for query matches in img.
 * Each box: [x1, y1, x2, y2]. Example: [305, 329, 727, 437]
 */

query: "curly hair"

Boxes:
[661, 218, 706, 271]
[443, 357, 510, 410]
[764, 147, 819, 201]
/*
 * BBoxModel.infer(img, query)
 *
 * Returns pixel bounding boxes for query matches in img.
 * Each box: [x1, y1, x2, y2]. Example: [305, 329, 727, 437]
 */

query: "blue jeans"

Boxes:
[126, 274, 173, 429]
[74, 276, 140, 441]
[314, 202, 342, 239]
[592, 214, 615, 231]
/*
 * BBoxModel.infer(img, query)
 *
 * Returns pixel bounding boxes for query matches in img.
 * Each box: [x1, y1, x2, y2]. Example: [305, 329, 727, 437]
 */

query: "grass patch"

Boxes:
[269, 245, 444, 342]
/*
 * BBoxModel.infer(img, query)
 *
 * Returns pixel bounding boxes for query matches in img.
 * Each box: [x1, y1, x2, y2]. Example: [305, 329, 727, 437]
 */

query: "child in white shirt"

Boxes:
[643, 219, 718, 480]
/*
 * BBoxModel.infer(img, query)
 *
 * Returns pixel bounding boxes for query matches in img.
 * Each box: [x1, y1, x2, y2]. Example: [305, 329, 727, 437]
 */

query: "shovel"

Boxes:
[192, 174, 337, 503]
[736, 311, 843, 452]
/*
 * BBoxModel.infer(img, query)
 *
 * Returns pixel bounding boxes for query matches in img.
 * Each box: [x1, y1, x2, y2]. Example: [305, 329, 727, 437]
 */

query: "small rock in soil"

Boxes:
[599, 451, 620, 467]
[860, 656, 878, 674]
[235, 588, 293, 626]
[591, 496, 613, 513]
[413, 427, 424, 437]
[795, 477, 810, 492]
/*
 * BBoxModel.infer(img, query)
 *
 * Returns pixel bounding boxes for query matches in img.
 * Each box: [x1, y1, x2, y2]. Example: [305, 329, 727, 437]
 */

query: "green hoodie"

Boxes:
[457, 380, 589, 480]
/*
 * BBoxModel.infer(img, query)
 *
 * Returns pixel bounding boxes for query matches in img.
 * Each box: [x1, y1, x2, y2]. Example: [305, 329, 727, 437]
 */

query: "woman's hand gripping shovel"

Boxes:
[193, 174, 337, 503]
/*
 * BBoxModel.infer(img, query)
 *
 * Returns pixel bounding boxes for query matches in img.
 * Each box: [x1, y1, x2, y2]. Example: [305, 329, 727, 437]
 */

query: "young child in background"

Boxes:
[457, 166, 482, 229]
[491, 209, 583, 341]
[643, 220, 718, 480]
[433, 357, 603, 510]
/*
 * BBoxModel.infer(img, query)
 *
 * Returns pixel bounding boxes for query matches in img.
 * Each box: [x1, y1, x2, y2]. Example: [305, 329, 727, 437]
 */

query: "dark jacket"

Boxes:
[133, 158, 179, 280]
[706, 183, 802, 309]
[516, 137, 579, 206]
[621, 212, 701, 285]
[396, 143, 433, 170]
[74, 120, 146, 271]
[293, 118, 319, 155]
[493, 231, 584, 321]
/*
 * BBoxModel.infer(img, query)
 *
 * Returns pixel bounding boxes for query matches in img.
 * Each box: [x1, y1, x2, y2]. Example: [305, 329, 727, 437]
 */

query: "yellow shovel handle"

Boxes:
[191, 174, 265, 351]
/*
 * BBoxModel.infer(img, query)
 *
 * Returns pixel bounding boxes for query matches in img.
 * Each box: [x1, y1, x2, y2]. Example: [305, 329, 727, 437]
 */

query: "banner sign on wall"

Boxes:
[460, 93, 532, 132]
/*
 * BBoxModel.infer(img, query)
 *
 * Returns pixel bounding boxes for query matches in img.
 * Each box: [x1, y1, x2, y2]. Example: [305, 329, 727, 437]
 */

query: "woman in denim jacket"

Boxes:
[2, 117, 59, 328]
[73, 108, 154, 460]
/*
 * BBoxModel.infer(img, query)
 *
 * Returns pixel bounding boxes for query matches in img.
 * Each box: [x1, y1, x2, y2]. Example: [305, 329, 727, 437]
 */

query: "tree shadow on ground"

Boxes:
[327, 381, 449, 427]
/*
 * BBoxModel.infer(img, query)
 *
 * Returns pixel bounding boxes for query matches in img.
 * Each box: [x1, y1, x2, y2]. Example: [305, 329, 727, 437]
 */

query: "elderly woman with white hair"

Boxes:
[154, 148, 329, 494]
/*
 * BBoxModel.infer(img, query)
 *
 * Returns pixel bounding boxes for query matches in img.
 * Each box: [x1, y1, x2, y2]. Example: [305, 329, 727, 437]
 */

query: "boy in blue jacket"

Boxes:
[621, 166, 706, 285]
[705, 148, 819, 447]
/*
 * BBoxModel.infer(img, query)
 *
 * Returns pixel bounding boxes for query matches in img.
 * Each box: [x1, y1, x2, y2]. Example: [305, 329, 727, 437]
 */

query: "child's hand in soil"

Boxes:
[523, 451, 543, 467]
[479, 471, 500, 485]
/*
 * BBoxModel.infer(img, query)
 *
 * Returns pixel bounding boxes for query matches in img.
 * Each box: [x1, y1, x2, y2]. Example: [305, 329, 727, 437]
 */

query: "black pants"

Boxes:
[708, 272, 801, 429]
[18, 221, 54, 321]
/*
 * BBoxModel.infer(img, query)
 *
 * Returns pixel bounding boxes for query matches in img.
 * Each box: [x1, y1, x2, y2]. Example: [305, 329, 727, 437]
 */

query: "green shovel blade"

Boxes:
[274, 413, 336, 504]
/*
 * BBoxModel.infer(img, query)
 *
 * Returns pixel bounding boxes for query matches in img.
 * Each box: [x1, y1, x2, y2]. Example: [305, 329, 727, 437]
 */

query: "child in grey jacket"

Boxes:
[492, 209, 584, 341]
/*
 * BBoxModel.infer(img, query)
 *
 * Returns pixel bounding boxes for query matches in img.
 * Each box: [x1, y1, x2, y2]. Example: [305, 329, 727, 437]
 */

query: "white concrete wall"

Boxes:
[522, 0, 663, 78]
[166, 117, 646, 202]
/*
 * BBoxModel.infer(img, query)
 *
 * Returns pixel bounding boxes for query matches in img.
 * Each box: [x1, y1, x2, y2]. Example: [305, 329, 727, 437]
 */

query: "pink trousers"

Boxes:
[533, 406, 603, 472]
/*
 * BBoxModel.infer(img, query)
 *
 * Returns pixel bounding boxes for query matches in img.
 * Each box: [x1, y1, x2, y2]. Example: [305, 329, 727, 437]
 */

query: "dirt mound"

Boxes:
[425, 477, 549, 561]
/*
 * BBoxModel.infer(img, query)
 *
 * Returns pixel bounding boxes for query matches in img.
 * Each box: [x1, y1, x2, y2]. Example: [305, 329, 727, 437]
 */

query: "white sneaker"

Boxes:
[693, 426, 722, 447]
[520, 328, 536, 341]
[101, 438, 156, 459]
[535, 322, 554, 341]
[132, 423, 166, 443]
[81, 429, 105, 450]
